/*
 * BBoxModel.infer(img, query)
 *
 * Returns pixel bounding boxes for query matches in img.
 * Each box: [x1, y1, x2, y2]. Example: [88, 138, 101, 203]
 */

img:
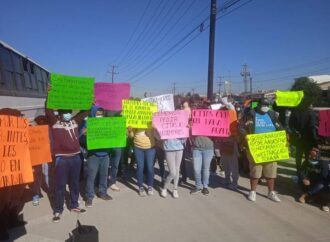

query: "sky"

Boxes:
[1, 0, 330, 97]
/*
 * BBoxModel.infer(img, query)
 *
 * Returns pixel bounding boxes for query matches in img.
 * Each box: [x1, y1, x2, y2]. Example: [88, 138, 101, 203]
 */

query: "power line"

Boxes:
[125, 0, 253, 84]
[120, 0, 193, 74]
[112, 0, 152, 65]
[116, 0, 165, 66]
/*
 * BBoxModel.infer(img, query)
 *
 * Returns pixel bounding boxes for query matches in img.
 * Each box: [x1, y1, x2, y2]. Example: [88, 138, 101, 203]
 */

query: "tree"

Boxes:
[291, 76, 322, 108]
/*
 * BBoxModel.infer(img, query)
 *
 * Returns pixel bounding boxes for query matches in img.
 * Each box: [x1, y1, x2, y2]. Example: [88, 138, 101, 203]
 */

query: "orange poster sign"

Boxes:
[0, 115, 33, 187]
[29, 125, 52, 166]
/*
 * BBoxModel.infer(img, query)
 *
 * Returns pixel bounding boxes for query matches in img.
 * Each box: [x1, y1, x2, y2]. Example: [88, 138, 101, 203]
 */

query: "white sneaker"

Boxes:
[161, 189, 167, 198]
[248, 191, 256, 202]
[268, 191, 281, 202]
[173, 190, 179, 199]
[147, 187, 154, 196]
[110, 184, 120, 192]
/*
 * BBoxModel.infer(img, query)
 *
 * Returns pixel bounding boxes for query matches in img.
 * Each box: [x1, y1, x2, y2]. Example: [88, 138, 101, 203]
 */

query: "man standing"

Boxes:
[240, 98, 283, 202]
[46, 108, 89, 222]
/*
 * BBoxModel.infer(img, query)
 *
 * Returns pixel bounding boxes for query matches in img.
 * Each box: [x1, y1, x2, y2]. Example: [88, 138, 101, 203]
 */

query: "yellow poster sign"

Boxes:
[275, 90, 304, 107]
[247, 130, 289, 163]
[122, 100, 158, 128]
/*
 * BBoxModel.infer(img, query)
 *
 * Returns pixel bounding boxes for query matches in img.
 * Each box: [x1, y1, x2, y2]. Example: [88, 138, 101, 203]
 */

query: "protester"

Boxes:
[128, 127, 156, 196]
[30, 115, 50, 206]
[190, 103, 214, 196]
[240, 97, 283, 202]
[81, 107, 112, 208]
[105, 110, 123, 192]
[214, 100, 239, 190]
[160, 137, 186, 198]
[0, 108, 27, 240]
[45, 105, 89, 222]
[298, 143, 330, 211]
[289, 100, 318, 180]
[180, 100, 192, 184]
[154, 139, 166, 184]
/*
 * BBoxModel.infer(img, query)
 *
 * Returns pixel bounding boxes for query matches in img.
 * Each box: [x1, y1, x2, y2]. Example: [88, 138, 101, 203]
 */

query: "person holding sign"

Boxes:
[81, 107, 113, 208]
[0, 108, 28, 241]
[190, 103, 214, 196]
[128, 127, 156, 196]
[46, 101, 89, 222]
[240, 98, 283, 202]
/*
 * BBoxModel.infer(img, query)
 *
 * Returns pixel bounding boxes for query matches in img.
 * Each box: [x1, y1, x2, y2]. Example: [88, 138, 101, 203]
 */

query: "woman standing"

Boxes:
[161, 138, 186, 198]
[128, 128, 156, 196]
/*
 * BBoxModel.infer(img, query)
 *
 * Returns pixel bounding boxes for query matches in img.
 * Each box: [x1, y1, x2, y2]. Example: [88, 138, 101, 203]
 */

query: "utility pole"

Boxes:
[192, 88, 195, 95]
[207, 0, 217, 101]
[249, 77, 253, 93]
[172, 83, 176, 95]
[217, 76, 222, 98]
[108, 65, 118, 83]
[240, 64, 250, 93]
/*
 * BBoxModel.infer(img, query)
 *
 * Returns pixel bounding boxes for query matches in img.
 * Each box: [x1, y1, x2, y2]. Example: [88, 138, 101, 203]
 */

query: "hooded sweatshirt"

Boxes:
[46, 108, 89, 157]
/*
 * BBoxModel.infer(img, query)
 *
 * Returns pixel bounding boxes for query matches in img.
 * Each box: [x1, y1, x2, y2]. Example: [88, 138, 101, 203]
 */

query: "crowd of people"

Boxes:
[0, 93, 329, 240]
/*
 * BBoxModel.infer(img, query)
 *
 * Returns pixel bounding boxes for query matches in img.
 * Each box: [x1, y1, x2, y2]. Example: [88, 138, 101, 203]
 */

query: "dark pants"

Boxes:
[295, 141, 312, 178]
[85, 155, 109, 199]
[155, 147, 165, 181]
[109, 148, 122, 185]
[308, 160, 330, 196]
[54, 155, 81, 213]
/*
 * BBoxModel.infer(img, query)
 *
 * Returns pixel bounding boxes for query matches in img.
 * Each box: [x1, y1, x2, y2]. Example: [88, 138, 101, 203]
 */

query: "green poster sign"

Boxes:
[87, 117, 127, 150]
[47, 73, 94, 110]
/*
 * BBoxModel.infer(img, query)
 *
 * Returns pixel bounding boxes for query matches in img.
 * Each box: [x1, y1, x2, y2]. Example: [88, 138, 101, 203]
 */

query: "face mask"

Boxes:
[260, 106, 269, 113]
[95, 115, 103, 118]
[53, 111, 59, 116]
[63, 113, 72, 121]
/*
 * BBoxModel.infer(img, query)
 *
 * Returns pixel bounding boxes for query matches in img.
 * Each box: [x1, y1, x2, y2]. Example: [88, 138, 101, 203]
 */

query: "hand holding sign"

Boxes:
[275, 91, 304, 107]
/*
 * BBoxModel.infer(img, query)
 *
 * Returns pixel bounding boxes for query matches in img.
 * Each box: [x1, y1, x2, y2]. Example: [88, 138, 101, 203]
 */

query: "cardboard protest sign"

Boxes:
[94, 82, 130, 111]
[0, 115, 33, 188]
[28, 125, 52, 166]
[152, 110, 189, 139]
[87, 117, 127, 149]
[191, 109, 230, 137]
[247, 130, 289, 163]
[122, 100, 158, 128]
[275, 90, 304, 107]
[211, 103, 222, 110]
[142, 94, 174, 112]
[319, 109, 330, 137]
[47, 73, 94, 110]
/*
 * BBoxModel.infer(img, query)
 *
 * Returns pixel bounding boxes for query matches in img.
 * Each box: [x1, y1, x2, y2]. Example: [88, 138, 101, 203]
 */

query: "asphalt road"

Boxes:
[7, 160, 330, 242]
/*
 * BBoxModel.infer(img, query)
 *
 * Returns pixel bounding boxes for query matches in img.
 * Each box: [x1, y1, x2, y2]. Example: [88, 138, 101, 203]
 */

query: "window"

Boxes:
[22, 58, 28, 71]
[30, 62, 34, 74]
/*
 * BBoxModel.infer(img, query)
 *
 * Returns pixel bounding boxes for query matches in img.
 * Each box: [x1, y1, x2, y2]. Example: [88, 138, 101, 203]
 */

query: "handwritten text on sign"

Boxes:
[191, 109, 230, 137]
[28, 125, 52, 166]
[87, 117, 127, 149]
[152, 110, 189, 139]
[247, 130, 289, 163]
[275, 90, 304, 107]
[122, 100, 158, 128]
[319, 109, 330, 137]
[94, 82, 131, 111]
[142, 94, 175, 112]
[0, 115, 33, 188]
[47, 73, 94, 110]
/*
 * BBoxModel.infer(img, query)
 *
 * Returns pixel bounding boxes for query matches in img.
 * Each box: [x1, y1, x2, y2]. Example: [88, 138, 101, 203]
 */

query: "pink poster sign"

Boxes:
[94, 82, 130, 111]
[192, 109, 230, 137]
[152, 110, 189, 140]
[319, 109, 330, 137]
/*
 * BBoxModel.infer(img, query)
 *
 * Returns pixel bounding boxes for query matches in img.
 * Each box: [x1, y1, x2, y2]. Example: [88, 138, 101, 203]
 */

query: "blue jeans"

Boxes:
[193, 149, 214, 189]
[31, 163, 49, 197]
[134, 147, 156, 188]
[54, 155, 81, 213]
[85, 155, 110, 199]
[109, 148, 122, 185]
